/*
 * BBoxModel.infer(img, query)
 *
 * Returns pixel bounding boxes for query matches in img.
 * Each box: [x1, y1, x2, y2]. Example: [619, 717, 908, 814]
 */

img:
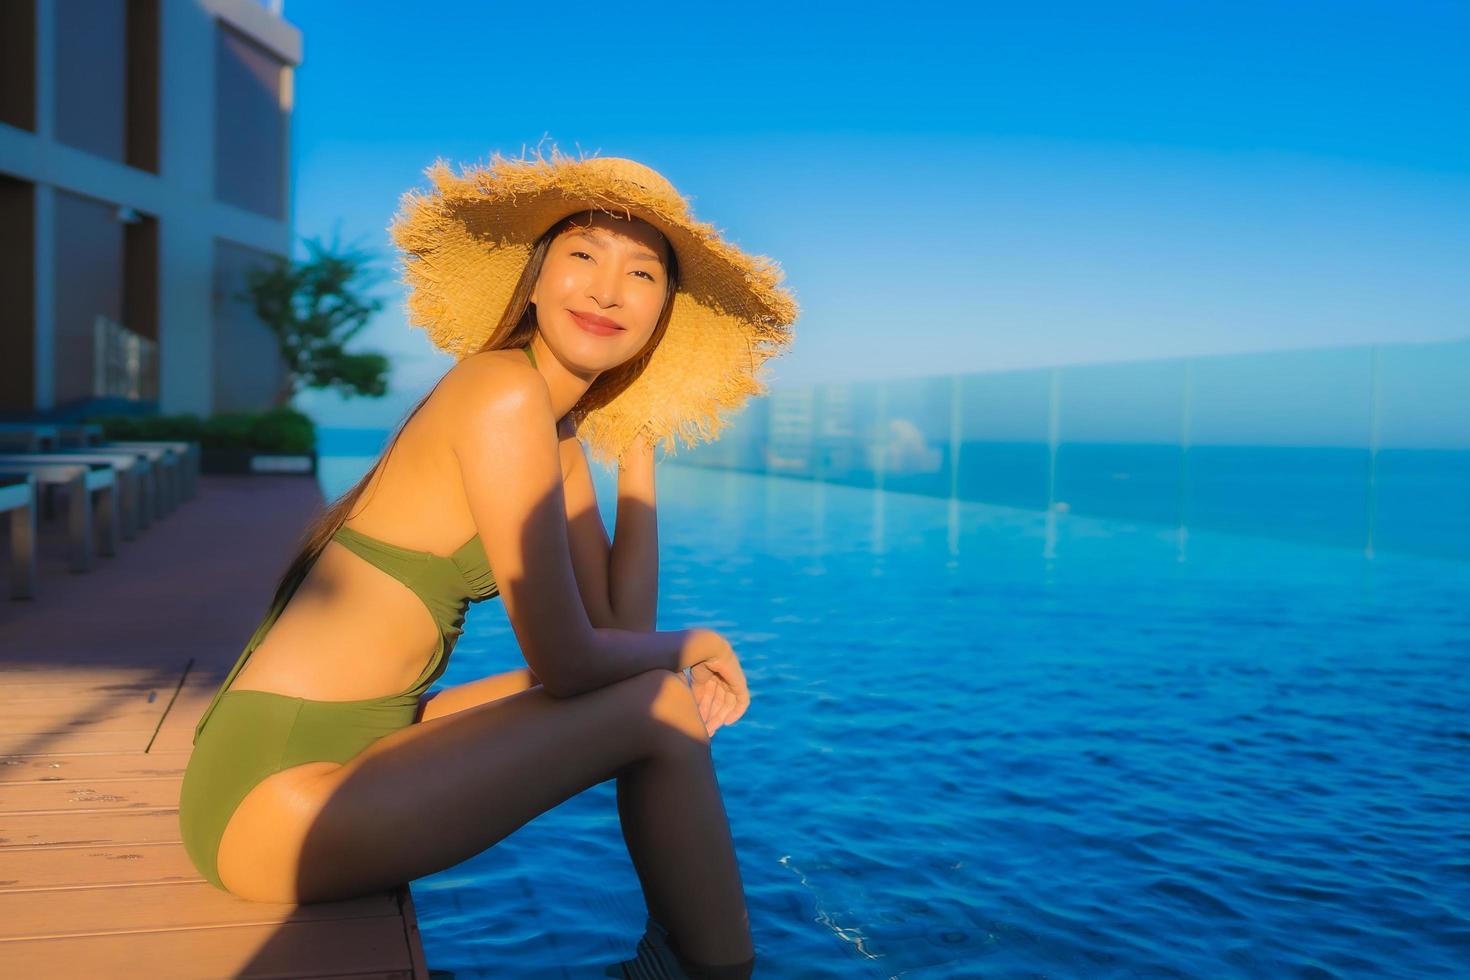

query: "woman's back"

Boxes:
[225, 346, 536, 704]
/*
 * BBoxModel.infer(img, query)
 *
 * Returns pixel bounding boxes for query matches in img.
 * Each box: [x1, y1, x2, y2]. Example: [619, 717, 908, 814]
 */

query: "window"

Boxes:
[51, 0, 158, 171]
[214, 22, 289, 219]
[0, 1, 36, 132]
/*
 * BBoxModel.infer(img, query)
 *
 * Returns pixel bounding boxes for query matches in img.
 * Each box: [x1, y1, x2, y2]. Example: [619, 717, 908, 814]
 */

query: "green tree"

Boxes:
[242, 235, 391, 408]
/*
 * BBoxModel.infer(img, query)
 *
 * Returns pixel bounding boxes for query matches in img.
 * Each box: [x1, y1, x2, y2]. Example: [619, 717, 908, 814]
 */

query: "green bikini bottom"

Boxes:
[178, 689, 421, 892]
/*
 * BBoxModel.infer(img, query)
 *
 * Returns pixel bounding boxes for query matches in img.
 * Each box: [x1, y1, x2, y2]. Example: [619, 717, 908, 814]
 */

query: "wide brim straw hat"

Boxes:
[388, 144, 800, 467]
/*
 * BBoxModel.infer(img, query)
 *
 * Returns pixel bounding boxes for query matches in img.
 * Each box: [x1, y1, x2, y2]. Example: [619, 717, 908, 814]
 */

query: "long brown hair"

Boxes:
[257, 209, 681, 622]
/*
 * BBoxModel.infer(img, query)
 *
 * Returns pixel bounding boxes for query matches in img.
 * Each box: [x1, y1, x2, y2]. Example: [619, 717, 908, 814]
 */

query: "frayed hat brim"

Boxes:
[389, 144, 800, 467]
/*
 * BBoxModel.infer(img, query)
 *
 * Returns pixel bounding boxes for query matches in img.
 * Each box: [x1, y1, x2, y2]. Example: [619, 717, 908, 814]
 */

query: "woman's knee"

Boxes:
[633, 669, 711, 753]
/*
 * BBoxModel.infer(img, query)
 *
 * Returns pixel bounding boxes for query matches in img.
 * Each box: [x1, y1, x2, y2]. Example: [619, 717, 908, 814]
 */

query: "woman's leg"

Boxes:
[215, 668, 753, 968]
[414, 665, 541, 722]
[414, 669, 754, 967]
[617, 741, 753, 968]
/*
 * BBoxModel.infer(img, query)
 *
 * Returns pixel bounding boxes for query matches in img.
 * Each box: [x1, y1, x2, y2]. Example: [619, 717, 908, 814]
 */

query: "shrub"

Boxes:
[86, 408, 316, 453]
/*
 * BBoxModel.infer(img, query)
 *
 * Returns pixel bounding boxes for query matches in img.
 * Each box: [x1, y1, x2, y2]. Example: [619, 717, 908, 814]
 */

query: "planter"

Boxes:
[201, 447, 318, 476]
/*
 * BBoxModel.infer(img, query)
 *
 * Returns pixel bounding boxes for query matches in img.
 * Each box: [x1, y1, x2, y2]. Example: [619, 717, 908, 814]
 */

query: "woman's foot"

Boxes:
[604, 916, 756, 980]
[605, 916, 685, 978]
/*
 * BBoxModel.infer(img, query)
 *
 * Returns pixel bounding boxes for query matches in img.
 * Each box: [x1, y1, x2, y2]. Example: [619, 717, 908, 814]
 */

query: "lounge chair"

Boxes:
[0, 423, 61, 452]
[88, 440, 200, 501]
[0, 452, 149, 539]
[0, 472, 38, 599]
[0, 461, 119, 574]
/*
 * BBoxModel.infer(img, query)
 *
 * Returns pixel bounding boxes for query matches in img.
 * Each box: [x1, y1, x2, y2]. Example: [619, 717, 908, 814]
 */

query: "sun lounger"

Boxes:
[0, 423, 61, 452]
[0, 472, 38, 599]
[90, 440, 200, 501]
[0, 461, 119, 574]
[0, 452, 149, 540]
[0, 428, 186, 513]
[8, 424, 200, 502]
[101, 444, 181, 515]
[54, 422, 103, 447]
[29, 444, 178, 518]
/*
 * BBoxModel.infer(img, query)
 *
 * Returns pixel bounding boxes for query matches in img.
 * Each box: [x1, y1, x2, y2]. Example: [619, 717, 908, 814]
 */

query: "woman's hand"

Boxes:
[684, 635, 750, 737]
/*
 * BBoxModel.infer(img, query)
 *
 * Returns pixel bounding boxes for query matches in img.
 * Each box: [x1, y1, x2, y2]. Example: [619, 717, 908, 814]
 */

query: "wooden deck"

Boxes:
[0, 474, 431, 979]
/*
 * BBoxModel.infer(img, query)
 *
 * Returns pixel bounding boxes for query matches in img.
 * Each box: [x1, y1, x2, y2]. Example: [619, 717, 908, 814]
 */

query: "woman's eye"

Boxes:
[573, 250, 654, 282]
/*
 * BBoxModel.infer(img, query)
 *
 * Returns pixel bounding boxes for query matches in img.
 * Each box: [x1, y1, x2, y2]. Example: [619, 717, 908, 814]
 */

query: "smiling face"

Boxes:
[529, 210, 673, 374]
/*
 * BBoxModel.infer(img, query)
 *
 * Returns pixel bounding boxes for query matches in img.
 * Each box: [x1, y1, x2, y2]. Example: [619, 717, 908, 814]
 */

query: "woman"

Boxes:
[178, 150, 798, 980]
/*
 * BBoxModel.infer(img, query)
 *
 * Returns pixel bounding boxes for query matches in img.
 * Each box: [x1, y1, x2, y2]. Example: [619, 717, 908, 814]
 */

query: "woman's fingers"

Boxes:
[722, 688, 747, 728]
[717, 685, 734, 729]
[701, 684, 724, 737]
[699, 685, 717, 736]
[713, 685, 732, 729]
[689, 667, 750, 737]
[711, 685, 730, 736]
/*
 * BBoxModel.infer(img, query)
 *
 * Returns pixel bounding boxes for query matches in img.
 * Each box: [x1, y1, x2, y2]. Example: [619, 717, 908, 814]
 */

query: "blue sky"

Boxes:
[284, 0, 1470, 426]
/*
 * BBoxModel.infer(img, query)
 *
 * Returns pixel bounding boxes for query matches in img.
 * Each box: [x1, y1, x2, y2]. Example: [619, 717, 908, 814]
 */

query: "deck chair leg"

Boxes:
[9, 495, 36, 600]
[119, 471, 138, 540]
[97, 483, 119, 557]
[136, 468, 152, 530]
[65, 473, 92, 573]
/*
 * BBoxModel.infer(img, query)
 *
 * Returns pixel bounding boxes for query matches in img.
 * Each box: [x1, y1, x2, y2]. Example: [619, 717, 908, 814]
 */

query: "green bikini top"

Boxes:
[192, 344, 536, 744]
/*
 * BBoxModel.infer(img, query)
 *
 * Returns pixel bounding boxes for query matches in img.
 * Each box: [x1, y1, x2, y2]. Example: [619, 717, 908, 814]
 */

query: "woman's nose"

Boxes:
[587, 261, 623, 307]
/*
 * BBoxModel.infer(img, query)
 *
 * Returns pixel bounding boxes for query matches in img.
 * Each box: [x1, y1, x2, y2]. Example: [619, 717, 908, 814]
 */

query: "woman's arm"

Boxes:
[451, 360, 709, 697]
[558, 418, 616, 628]
[558, 419, 658, 632]
[608, 435, 658, 632]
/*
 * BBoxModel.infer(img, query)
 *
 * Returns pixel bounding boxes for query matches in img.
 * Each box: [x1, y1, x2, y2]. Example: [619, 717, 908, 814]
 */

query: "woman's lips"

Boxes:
[569, 310, 624, 336]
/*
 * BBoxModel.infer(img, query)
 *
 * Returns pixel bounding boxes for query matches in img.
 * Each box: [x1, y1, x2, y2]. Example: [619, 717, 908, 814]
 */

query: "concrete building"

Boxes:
[0, 0, 302, 421]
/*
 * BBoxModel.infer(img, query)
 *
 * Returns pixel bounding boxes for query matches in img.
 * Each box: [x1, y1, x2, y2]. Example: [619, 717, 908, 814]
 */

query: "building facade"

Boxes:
[0, 0, 302, 420]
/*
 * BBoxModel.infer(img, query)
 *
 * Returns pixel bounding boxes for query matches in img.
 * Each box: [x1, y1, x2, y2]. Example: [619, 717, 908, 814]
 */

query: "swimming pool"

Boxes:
[318, 451, 1469, 978]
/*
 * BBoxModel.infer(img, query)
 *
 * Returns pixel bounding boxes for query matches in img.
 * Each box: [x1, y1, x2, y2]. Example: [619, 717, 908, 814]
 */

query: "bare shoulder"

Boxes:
[438, 348, 552, 434]
[432, 346, 552, 458]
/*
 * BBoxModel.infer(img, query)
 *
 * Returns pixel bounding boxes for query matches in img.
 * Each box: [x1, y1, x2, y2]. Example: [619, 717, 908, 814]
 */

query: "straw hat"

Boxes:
[389, 145, 800, 467]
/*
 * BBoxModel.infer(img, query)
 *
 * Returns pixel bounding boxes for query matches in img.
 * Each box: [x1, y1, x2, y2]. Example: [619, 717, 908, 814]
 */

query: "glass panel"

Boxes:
[956, 367, 1052, 511]
[671, 339, 1468, 560]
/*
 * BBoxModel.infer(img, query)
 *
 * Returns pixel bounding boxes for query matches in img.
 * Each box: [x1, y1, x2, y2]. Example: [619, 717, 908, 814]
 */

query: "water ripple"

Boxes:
[403, 466, 1470, 978]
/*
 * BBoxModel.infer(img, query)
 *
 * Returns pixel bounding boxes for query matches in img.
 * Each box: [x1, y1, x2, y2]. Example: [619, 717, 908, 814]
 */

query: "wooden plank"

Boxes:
[0, 807, 180, 848]
[396, 885, 430, 980]
[0, 881, 401, 940]
[0, 841, 201, 890]
[147, 726, 200, 753]
[0, 674, 188, 697]
[0, 660, 190, 683]
[0, 775, 181, 813]
[0, 915, 417, 978]
[150, 681, 230, 728]
[0, 694, 179, 733]
[0, 475, 431, 980]
[0, 729, 157, 755]
[0, 750, 191, 783]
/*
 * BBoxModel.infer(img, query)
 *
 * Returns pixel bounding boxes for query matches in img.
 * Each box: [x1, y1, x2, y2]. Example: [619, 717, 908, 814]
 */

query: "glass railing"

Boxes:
[92, 314, 158, 402]
[674, 338, 1470, 561]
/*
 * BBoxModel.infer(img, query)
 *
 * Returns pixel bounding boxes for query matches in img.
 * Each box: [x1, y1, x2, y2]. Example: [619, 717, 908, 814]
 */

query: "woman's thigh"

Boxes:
[415, 666, 541, 723]
[216, 667, 710, 904]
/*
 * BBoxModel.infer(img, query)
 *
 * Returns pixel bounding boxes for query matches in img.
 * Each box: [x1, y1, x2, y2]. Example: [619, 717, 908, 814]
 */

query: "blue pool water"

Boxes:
[316, 443, 1470, 979]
